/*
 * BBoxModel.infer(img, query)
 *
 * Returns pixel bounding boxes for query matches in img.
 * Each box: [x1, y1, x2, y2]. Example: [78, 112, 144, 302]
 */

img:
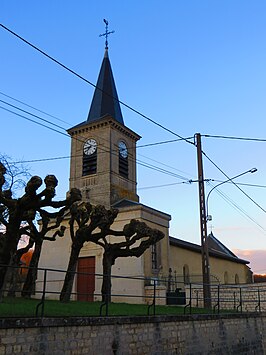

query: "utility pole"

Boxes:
[195, 133, 211, 309]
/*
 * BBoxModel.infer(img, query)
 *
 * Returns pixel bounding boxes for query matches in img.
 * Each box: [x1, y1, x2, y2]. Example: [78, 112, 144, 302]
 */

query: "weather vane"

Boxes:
[99, 19, 115, 49]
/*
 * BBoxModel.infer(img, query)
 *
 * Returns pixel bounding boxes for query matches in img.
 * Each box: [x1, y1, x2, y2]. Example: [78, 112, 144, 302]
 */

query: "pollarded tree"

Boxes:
[96, 219, 164, 303]
[60, 203, 120, 302]
[0, 154, 30, 262]
[0, 162, 82, 293]
[60, 202, 164, 303]
[20, 209, 67, 298]
[0, 154, 31, 198]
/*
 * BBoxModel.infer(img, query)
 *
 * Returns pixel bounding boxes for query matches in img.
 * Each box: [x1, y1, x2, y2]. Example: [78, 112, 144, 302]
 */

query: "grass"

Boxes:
[0, 297, 211, 318]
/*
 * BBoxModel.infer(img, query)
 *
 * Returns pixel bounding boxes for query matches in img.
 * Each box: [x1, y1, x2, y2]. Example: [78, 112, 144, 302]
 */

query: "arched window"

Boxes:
[183, 264, 190, 284]
[224, 271, 229, 284]
[235, 274, 239, 284]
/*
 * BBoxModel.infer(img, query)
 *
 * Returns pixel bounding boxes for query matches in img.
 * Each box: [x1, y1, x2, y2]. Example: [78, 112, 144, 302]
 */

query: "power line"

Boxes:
[3, 92, 265, 149]
[137, 137, 194, 148]
[4, 93, 264, 188]
[203, 134, 266, 142]
[5, 25, 265, 190]
[0, 99, 118, 153]
[139, 179, 213, 191]
[5, 99, 266, 209]
[13, 151, 191, 183]
[0, 99, 67, 132]
[14, 156, 71, 164]
[0, 23, 194, 146]
[138, 153, 194, 180]
[136, 160, 190, 180]
[4, 23, 265, 153]
[138, 179, 266, 191]
[14, 153, 194, 183]
[1, 90, 195, 151]
[14, 150, 266, 192]
[4, 107, 266, 233]
[212, 180, 266, 189]
[2, 89, 195, 151]
[1, 95, 195, 182]
[3, 24, 266, 233]
[215, 189, 266, 233]
[0, 93, 196, 182]
[206, 181, 266, 234]
[0, 105, 69, 138]
[0, 91, 71, 126]
[202, 150, 266, 215]
[0, 91, 196, 182]
[2, 105, 192, 182]
[139, 181, 189, 190]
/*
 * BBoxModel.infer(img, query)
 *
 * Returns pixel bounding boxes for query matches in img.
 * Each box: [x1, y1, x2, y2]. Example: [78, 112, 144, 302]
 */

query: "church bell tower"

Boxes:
[68, 30, 140, 208]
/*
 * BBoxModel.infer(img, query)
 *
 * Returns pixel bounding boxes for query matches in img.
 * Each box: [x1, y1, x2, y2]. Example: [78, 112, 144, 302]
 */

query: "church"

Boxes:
[38, 38, 252, 304]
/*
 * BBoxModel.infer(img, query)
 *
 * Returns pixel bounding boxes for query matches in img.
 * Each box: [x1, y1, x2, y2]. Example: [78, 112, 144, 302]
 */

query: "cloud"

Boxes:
[233, 249, 266, 274]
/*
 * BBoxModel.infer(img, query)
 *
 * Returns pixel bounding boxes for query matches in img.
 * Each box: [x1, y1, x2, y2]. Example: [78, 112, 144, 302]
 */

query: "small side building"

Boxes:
[169, 232, 252, 287]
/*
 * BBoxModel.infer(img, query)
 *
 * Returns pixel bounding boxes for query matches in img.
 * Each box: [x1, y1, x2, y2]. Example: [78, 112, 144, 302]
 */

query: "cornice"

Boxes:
[67, 115, 141, 141]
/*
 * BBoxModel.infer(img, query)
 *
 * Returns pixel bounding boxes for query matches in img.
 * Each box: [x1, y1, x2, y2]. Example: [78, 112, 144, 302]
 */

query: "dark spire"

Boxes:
[87, 20, 124, 125]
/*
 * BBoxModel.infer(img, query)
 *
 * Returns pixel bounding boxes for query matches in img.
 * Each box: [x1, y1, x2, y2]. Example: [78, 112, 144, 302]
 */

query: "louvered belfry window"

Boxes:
[119, 155, 128, 178]
[83, 152, 97, 176]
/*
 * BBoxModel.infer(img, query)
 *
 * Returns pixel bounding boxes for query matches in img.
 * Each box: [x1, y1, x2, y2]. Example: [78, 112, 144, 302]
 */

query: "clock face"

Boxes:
[83, 139, 97, 156]
[118, 141, 128, 158]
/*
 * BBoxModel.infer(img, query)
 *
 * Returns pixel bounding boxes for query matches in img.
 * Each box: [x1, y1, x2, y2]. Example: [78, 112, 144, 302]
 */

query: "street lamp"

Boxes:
[201, 167, 257, 309]
[206, 167, 257, 222]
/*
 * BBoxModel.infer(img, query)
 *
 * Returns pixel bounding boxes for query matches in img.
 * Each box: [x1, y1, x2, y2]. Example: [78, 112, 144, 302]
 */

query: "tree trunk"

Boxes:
[6, 250, 24, 298]
[21, 239, 43, 298]
[0, 223, 21, 297]
[2, 252, 20, 298]
[0, 249, 12, 299]
[101, 252, 114, 303]
[60, 242, 82, 303]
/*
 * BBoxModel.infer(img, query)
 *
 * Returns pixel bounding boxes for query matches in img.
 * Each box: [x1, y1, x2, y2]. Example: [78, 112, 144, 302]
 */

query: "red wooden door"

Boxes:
[77, 257, 95, 301]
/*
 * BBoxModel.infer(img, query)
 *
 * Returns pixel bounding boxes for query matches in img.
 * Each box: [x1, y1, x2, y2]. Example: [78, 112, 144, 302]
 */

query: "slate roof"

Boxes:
[112, 199, 140, 208]
[112, 199, 171, 219]
[170, 233, 249, 265]
[87, 49, 124, 125]
[207, 232, 238, 258]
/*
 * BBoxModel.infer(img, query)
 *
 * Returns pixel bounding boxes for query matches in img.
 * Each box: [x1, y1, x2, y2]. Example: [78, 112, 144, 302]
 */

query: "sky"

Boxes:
[1, 1, 266, 273]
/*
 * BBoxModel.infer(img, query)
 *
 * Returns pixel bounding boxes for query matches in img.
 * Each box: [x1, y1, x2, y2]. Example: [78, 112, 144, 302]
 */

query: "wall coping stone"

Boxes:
[0, 312, 264, 329]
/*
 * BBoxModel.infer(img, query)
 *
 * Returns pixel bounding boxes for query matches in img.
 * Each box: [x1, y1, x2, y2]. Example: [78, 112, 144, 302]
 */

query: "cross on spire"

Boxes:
[99, 19, 115, 49]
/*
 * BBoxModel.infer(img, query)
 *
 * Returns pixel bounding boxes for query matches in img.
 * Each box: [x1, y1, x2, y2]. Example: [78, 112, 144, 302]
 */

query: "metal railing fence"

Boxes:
[0, 264, 265, 318]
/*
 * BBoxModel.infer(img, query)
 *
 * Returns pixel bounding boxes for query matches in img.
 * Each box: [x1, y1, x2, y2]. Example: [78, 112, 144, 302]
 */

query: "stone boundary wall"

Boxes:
[189, 283, 266, 311]
[0, 313, 265, 354]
